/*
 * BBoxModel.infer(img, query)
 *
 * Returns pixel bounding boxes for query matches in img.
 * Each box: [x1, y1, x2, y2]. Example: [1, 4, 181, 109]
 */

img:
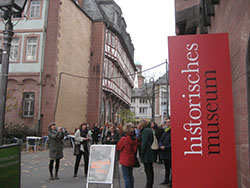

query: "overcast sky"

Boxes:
[114, 0, 176, 79]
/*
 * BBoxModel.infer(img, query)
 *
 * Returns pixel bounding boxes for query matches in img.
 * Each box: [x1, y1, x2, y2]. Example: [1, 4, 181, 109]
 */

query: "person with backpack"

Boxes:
[139, 120, 156, 188]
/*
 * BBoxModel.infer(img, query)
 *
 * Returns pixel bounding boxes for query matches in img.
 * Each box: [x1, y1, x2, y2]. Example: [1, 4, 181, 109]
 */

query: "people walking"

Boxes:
[117, 123, 139, 188]
[48, 122, 65, 180]
[159, 117, 172, 187]
[139, 120, 156, 188]
[74, 123, 90, 177]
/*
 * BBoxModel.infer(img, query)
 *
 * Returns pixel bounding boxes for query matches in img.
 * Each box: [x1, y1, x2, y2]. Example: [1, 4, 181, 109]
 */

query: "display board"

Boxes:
[87, 144, 116, 185]
[0, 143, 21, 188]
[168, 33, 238, 188]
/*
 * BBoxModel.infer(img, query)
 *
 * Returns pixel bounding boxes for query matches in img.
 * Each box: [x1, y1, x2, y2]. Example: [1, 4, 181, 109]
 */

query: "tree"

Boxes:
[120, 109, 136, 125]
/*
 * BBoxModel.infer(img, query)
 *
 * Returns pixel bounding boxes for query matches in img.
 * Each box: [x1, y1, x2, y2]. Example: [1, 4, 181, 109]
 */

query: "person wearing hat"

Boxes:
[48, 122, 65, 180]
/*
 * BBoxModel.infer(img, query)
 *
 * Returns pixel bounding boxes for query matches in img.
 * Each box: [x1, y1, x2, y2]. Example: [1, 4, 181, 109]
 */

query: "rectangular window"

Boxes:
[108, 61, 112, 78]
[140, 99, 147, 103]
[104, 59, 108, 78]
[131, 107, 135, 113]
[139, 107, 147, 114]
[26, 37, 37, 61]
[10, 38, 19, 62]
[161, 91, 167, 99]
[111, 34, 116, 48]
[131, 98, 135, 103]
[114, 68, 117, 84]
[29, 0, 41, 18]
[22, 92, 35, 118]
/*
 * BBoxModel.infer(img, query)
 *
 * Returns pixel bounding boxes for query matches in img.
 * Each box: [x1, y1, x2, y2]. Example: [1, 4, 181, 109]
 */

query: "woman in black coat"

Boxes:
[159, 117, 172, 187]
[48, 122, 64, 180]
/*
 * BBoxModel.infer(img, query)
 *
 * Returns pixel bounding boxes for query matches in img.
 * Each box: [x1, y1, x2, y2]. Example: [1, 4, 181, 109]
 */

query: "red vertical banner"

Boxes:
[168, 33, 237, 188]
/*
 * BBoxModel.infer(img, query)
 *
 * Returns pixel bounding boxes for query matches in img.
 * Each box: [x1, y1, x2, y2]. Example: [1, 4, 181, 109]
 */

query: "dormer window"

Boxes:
[114, 11, 118, 25]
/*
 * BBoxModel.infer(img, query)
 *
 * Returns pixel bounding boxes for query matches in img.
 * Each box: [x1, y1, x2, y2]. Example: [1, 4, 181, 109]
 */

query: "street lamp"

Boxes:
[0, 0, 27, 17]
[0, 0, 27, 145]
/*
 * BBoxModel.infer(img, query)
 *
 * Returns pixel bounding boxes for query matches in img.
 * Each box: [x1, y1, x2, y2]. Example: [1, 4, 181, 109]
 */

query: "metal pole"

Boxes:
[0, 12, 13, 145]
[152, 80, 155, 122]
[166, 60, 169, 118]
[150, 78, 155, 122]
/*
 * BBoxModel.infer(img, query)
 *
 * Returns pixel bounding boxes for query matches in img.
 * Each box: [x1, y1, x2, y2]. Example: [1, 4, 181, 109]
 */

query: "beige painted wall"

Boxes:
[56, 0, 92, 133]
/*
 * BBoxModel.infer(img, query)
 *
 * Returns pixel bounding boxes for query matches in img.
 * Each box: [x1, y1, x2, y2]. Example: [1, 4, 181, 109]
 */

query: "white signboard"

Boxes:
[86, 145, 116, 186]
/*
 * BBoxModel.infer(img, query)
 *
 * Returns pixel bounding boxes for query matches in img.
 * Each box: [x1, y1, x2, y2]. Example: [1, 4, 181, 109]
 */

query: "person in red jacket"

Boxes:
[117, 123, 139, 188]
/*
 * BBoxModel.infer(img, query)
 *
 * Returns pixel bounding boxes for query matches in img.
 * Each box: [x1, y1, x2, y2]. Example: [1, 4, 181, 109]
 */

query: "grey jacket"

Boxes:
[48, 130, 64, 159]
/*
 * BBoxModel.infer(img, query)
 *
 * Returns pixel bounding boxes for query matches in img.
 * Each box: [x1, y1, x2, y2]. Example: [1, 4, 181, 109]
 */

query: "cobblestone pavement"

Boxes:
[21, 147, 168, 188]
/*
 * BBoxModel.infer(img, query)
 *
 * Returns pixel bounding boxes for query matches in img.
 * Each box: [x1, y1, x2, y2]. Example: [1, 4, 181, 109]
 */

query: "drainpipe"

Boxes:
[37, 0, 49, 136]
[98, 28, 106, 126]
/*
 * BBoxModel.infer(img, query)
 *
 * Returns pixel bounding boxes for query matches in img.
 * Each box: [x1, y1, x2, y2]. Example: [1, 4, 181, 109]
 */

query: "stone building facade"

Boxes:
[175, 0, 250, 187]
[0, 0, 135, 135]
[44, 0, 92, 134]
[0, 0, 92, 135]
[82, 0, 136, 126]
[131, 63, 169, 125]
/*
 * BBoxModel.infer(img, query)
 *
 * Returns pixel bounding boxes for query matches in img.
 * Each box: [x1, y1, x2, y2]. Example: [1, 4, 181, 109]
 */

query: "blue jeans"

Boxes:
[121, 165, 134, 188]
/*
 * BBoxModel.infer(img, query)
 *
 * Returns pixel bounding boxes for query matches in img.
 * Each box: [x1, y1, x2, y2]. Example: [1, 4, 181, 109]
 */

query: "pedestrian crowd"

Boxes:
[47, 117, 172, 188]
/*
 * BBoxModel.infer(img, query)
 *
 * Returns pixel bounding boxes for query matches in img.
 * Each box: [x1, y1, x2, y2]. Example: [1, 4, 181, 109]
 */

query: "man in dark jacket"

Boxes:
[159, 117, 172, 187]
[155, 123, 165, 164]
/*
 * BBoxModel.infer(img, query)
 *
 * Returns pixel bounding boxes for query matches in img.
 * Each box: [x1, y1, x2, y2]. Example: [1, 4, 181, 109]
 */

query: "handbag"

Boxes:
[73, 144, 80, 156]
[134, 154, 140, 168]
[131, 143, 140, 168]
[151, 133, 159, 150]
